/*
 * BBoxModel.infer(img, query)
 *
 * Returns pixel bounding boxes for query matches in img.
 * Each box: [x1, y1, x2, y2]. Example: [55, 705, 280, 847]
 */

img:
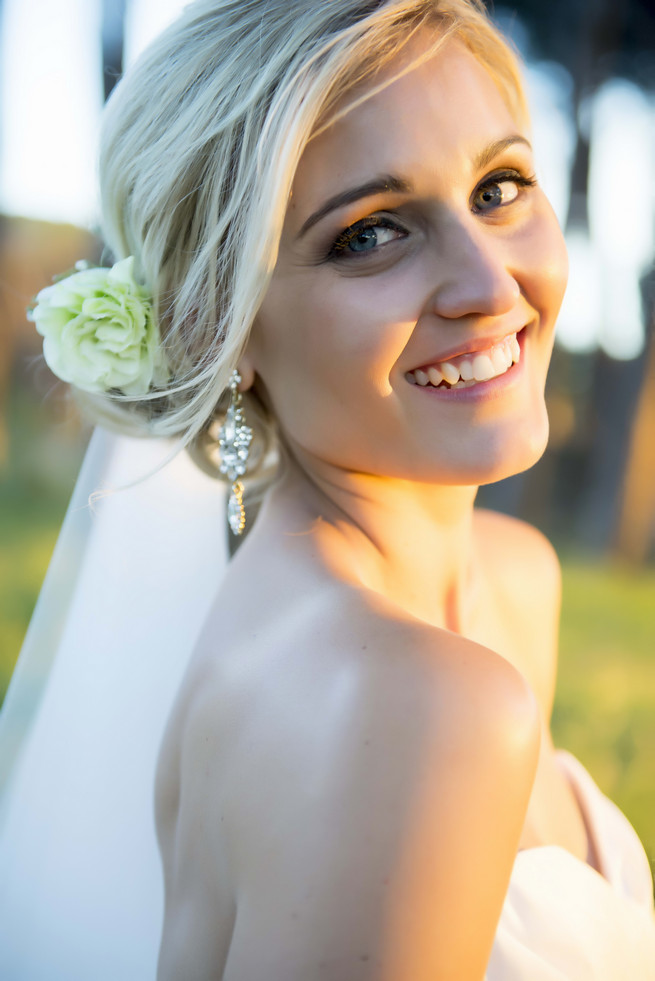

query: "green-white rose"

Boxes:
[29, 256, 168, 395]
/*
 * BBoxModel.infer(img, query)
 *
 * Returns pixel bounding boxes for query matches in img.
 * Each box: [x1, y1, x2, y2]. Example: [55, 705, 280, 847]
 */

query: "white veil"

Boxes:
[0, 428, 229, 980]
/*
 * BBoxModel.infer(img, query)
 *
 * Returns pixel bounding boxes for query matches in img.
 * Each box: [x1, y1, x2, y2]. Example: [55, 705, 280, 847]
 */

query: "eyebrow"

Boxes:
[297, 175, 412, 237]
[474, 135, 532, 170]
[297, 136, 532, 238]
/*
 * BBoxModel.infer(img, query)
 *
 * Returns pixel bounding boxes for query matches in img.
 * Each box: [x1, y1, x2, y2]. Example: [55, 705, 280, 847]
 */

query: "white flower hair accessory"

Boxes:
[28, 256, 169, 395]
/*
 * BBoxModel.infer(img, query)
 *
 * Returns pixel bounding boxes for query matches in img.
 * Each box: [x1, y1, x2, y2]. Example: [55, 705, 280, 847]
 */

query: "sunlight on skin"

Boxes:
[241, 38, 568, 634]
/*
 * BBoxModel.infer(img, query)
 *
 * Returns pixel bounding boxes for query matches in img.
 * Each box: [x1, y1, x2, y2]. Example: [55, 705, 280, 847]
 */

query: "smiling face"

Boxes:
[244, 35, 568, 487]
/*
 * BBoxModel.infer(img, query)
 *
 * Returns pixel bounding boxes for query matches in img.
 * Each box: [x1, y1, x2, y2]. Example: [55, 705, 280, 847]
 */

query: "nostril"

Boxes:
[427, 227, 521, 320]
[434, 282, 519, 320]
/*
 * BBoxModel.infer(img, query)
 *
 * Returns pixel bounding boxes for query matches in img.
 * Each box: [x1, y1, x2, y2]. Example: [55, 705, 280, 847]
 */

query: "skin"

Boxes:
[156, 37, 591, 981]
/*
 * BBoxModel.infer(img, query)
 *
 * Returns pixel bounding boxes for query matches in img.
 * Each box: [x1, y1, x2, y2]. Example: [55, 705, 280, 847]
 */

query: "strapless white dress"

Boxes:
[1, 431, 653, 980]
[487, 750, 655, 979]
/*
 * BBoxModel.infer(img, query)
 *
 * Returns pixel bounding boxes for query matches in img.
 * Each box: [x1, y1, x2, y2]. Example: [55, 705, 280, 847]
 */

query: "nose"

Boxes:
[428, 217, 520, 320]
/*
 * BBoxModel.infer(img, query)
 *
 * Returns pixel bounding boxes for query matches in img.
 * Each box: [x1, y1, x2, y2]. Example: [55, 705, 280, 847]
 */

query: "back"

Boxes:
[156, 577, 541, 981]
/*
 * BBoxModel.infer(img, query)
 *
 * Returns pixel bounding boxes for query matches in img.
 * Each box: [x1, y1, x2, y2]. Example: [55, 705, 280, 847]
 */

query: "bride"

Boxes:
[1, 0, 654, 978]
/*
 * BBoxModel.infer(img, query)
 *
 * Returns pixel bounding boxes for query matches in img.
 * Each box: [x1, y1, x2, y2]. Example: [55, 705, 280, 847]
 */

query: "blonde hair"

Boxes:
[92, 0, 528, 475]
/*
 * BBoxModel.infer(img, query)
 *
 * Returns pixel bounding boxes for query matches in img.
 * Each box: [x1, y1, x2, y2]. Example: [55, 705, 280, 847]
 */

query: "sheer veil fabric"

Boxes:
[0, 428, 229, 980]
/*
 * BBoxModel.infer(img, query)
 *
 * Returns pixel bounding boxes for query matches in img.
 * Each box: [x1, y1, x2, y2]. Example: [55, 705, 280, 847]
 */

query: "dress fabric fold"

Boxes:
[486, 751, 655, 980]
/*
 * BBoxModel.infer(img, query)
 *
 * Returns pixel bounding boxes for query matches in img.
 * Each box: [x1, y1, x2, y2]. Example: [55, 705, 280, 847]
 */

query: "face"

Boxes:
[244, 36, 568, 486]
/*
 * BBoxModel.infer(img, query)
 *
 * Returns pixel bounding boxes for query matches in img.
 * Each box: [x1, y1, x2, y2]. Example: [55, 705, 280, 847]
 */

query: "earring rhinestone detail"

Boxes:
[218, 369, 253, 535]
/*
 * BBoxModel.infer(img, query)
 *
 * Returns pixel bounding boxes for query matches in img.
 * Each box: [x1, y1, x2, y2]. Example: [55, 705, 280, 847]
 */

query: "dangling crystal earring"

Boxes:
[218, 369, 253, 535]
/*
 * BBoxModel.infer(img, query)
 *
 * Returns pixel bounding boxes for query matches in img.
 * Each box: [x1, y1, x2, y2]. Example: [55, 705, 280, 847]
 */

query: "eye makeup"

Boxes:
[471, 169, 537, 213]
[326, 214, 409, 261]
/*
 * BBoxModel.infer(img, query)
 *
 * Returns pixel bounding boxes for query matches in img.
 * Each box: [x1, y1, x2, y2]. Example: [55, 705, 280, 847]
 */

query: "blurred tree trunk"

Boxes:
[560, 0, 652, 554]
[576, 351, 648, 552]
[0, 0, 9, 464]
[614, 274, 655, 563]
[615, 345, 655, 563]
[102, 0, 127, 101]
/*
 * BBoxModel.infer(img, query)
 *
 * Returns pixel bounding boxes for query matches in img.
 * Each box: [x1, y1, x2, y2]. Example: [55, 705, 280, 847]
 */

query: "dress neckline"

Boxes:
[516, 750, 608, 884]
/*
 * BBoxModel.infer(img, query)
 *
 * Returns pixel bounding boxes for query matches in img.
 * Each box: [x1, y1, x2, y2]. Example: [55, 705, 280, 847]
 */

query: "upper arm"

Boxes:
[223, 638, 540, 981]
[155, 680, 238, 981]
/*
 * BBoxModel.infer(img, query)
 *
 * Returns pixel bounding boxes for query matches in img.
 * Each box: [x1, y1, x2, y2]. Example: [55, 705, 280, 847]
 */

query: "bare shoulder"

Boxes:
[219, 595, 541, 980]
[475, 510, 562, 714]
[475, 508, 561, 602]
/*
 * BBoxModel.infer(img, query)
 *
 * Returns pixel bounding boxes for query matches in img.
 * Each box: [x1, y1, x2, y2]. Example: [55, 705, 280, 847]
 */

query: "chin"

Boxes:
[488, 429, 549, 486]
[442, 414, 551, 487]
[476, 444, 547, 486]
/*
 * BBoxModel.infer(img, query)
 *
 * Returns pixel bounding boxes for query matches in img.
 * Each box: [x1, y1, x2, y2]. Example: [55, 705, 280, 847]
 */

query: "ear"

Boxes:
[236, 352, 256, 392]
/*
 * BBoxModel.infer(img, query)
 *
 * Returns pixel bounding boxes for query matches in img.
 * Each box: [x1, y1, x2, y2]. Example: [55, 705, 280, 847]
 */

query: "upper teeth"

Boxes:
[409, 332, 521, 389]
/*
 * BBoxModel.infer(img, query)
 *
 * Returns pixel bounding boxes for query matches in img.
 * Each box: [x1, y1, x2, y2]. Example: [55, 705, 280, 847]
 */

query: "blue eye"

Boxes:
[348, 227, 382, 252]
[328, 216, 407, 259]
[473, 172, 536, 212]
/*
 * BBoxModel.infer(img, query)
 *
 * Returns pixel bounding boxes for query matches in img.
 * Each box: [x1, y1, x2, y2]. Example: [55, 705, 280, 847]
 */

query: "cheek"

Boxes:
[316, 277, 419, 391]
[248, 281, 348, 434]
[520, 205, 569, 320]
[254, 272, 416, 393]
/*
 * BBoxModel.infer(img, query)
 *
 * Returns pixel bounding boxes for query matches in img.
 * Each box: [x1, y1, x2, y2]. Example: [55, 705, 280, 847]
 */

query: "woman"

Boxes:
[2, 0, 654, 978]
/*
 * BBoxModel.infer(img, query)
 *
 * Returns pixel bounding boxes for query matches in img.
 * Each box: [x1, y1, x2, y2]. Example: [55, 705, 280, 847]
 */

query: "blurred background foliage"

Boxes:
[0, 0, 653, 873]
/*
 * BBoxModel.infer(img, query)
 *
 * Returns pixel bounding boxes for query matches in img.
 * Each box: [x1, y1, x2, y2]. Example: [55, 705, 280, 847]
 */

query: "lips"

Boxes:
[407, 331, 521, 390]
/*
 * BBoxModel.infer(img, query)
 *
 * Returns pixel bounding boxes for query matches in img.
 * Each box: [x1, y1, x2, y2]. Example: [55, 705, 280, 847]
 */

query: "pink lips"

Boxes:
[412, 326, 526, 369]
[407, 329, 523, 391]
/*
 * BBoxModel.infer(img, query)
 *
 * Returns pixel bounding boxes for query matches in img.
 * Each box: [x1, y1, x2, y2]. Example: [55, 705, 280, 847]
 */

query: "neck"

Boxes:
[269, 452, 481, 633]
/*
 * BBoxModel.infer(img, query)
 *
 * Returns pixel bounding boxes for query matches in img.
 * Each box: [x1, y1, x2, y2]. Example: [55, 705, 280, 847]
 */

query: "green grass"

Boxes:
[553, 560, 655, 875]
[1, 381, 654, 880]
[0, 380, 88, 704]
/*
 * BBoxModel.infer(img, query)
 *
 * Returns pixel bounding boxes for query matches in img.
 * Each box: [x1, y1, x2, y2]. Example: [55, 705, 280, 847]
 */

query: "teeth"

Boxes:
[471, 353, 495, 382]
[427, 365, 444, 386]
[459, 358, 474, 381]
[440, 361, 460, 385]
[408, 330, 522, 390]
[490, 346, 508, 374]
[503, 342, 514, 367]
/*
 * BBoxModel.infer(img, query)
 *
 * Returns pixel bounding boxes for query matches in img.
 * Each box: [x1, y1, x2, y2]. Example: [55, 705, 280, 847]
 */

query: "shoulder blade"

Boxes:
[224, 629, 541, 981]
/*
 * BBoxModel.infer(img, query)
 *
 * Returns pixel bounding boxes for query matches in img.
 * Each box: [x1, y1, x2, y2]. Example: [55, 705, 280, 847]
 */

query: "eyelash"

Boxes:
[325, 169, 538, 261]
[473, 169, 537, 212]
[326, 215, 406, 261]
